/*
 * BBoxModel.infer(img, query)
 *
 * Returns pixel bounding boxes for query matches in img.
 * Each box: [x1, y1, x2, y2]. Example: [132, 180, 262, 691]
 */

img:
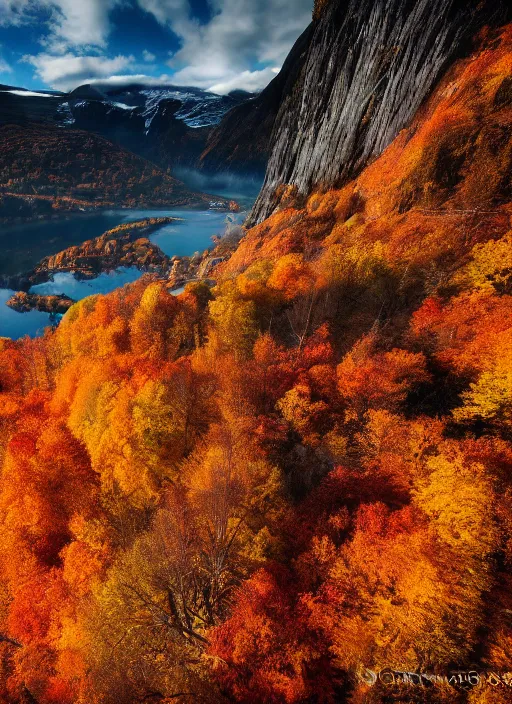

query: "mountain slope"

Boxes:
[0, 122, 213, 219]
[0, 83, 255, 180]
[249, 0, 511, 224]
[61, 85, 254, 170]
[227, 22, 512, 276]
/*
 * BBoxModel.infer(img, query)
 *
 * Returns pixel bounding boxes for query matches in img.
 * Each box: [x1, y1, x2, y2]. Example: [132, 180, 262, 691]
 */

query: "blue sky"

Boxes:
[0, 0, 312, 94]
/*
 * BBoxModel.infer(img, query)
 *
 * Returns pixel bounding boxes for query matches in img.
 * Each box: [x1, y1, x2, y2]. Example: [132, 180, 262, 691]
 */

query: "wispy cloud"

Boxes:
[0, 56, 12, 74]
[24, 53, 135, 91]
[0, 0, 120, 51]
[137, 0, 312, 93]
[142, 49, 156, 62]
[209, 67, 281, 95]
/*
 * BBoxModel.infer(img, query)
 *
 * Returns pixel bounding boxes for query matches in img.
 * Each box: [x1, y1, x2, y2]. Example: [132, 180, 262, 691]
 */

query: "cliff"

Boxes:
[224, 22, 512, 293]
[249, 0, 511, 224]
[198, 24, 314, 178]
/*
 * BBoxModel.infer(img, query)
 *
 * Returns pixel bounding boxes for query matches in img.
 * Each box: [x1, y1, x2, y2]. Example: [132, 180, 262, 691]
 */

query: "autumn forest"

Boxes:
[0, 1, 512, 703]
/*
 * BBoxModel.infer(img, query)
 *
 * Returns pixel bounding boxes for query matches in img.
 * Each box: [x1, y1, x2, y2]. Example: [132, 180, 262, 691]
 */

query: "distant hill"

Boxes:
[0, 122, 214, 220]
[67, 84, 106, 100]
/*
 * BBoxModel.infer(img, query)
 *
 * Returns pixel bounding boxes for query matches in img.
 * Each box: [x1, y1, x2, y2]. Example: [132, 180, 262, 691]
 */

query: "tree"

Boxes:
[209, 565, 340, 704]
[337, 334, 430, 420]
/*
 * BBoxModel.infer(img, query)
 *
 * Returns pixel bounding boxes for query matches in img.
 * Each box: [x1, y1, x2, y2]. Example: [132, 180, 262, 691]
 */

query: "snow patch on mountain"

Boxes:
[138, 88, 232, 131]
[56, 101, 75, 126]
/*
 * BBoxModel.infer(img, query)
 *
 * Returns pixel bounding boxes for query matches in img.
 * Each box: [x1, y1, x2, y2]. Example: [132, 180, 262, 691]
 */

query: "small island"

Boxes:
[6, 291, 75, 314]
[1, 217, 179, 292]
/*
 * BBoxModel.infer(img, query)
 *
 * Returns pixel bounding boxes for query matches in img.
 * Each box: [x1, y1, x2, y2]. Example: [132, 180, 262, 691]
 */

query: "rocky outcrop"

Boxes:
[198, 24, 314, 178]
[249, 0, 511, 224]
[33, 218, 177, 283]
[167, 216, 246, 289]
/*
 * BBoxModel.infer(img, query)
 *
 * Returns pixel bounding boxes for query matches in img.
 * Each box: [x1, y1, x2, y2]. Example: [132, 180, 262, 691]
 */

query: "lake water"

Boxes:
[0, 207, 245, 340]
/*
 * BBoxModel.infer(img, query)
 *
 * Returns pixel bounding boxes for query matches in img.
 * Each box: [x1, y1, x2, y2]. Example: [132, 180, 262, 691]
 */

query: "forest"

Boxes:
[0, 16, 511, 704]
[0, 124, 208, 219]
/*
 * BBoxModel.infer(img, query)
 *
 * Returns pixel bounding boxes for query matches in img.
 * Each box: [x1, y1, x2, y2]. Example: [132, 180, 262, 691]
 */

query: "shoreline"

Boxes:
[0, 200, 236, 228]
[0, 216, 182, 291]
[0, 189, 240, 228]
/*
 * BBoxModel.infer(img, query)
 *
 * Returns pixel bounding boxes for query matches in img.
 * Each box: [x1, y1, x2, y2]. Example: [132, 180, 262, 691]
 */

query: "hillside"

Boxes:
[0, 123, 212, 219]
[0, 6, 511, 704]
[0, 84, 255, 204]
[249, 0, 511, 224]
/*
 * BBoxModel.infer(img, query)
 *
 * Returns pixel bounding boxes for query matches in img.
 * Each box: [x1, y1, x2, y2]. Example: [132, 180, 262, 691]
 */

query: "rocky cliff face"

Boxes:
[249, 0, 511, 224]
[198, 24, 314, 178]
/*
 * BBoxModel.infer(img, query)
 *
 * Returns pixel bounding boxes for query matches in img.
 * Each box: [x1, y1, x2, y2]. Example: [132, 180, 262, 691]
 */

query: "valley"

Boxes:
[0, 0, 511, 702]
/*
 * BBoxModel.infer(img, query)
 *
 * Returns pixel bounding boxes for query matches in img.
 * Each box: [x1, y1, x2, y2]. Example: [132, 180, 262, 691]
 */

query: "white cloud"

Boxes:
[2, 0, 312, 94]
[208, 67, 280, 95]
[0, 56, 12, 74]
[137, 0, 312, 92]
[25, 53, 136, 91]
[0, 1, 32, 26]
[0, 0, 120, 51]
[86, 74, 174, 89]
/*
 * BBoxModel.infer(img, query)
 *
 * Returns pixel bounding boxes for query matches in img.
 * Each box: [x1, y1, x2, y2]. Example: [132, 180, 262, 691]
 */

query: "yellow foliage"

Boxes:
[208, 281, 258, 359]
[414, 450, 500, 561]
[453, 353, 512, 429]
[456, 231, 512, 294]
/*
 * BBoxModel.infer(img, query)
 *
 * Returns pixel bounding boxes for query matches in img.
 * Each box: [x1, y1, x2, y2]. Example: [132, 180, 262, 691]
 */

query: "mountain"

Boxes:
[0, 122, 217, 221]
[0, 83, 255, 180]
[0, 2, 511, 703]
[0, 82, 248, 220]
[67, 84, 106, 101]
[198, 25, 314, 178]
[249, 0, 512, 224]
[100, 84, 254, 129]
[0, 85, 64, 125]
[59, 84, 254, 169]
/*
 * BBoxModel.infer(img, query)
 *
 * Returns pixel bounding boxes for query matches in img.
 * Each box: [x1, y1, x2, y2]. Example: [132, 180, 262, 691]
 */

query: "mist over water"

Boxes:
[174, 168, 263, 211]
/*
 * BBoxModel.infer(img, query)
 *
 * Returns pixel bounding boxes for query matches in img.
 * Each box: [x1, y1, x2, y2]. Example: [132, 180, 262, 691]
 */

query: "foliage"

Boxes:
[0, 21, 511, 704]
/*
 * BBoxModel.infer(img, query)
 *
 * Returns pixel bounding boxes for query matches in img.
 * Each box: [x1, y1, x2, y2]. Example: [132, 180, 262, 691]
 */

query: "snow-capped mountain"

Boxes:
[0, 81, 267, 177]
[46, 83, 253, 171]
[64, 83, 253, 131]
[138, 87, 250, 130]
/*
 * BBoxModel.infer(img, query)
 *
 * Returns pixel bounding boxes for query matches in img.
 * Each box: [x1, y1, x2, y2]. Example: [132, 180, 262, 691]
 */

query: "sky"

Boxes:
[0, 0, 313, 95]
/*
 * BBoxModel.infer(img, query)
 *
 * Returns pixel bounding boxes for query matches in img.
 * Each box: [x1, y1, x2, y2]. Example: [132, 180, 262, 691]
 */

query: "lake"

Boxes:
[0, 207, 246, 340]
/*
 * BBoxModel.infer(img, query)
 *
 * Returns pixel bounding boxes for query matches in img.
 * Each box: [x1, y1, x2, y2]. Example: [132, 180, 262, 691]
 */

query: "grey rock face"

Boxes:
[249, 0, 510, 225]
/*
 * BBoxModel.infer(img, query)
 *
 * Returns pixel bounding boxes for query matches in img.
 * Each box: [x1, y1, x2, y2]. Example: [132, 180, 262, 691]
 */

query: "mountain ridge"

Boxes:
[249, 0, 512, 225]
